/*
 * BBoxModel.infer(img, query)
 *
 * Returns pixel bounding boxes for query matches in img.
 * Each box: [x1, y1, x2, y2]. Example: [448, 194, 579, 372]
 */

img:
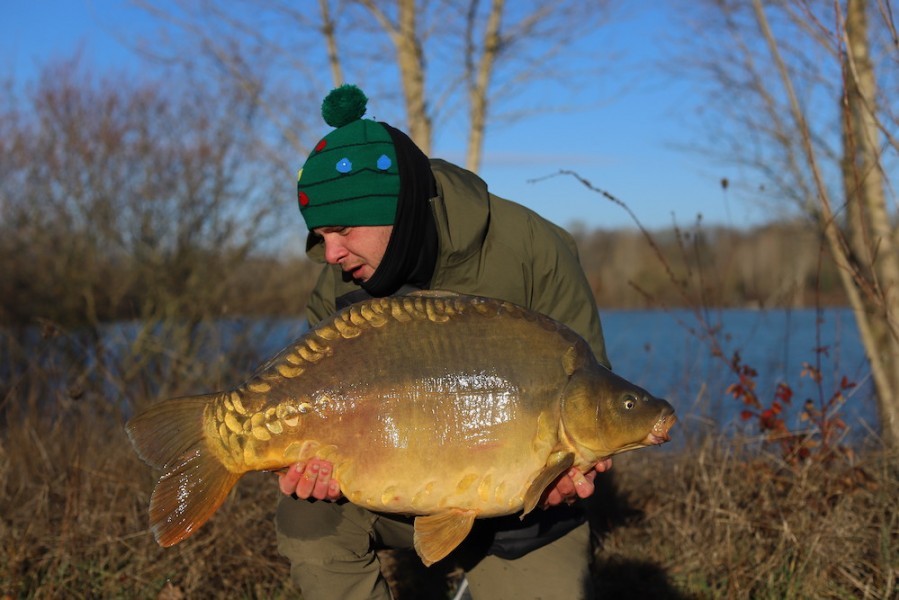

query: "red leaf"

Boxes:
[801, 362, 822, 383]
[775, 383, 793, 404]
[840, 375, 856, 390]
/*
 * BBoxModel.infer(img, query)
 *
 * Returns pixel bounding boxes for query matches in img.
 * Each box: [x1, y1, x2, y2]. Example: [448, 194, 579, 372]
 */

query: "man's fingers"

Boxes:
[295, 461, 321, 498]
[543, 488, 563, 507]
[570, 469, 595, 499]
[278, 462, 305, 496]
[278, 459, 343, 500]
[327, 480, 341, 500]
[555, 472, 576, 498]
[311, 464, 332, 499]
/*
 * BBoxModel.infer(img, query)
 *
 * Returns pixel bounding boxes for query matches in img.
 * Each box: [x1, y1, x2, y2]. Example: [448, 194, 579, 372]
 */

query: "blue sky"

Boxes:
[1, 1, 768, 231]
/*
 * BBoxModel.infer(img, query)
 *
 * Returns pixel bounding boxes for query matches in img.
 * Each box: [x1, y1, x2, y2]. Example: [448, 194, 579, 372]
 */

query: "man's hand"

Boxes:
[278, 456, 610, 505]
[541, 458, 612, 508]
[277, 458, 343, 501]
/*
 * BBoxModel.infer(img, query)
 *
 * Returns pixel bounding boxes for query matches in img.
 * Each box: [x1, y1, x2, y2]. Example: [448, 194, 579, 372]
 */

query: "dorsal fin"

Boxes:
[406, 289, 461, 298]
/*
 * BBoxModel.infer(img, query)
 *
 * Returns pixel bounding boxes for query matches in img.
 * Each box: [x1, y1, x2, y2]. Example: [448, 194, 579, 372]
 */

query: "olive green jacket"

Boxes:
[304, 158, 610, 369]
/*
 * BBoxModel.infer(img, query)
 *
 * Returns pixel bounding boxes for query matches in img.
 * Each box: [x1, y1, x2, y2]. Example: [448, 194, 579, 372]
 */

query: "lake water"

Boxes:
[598, 307, 876, 440]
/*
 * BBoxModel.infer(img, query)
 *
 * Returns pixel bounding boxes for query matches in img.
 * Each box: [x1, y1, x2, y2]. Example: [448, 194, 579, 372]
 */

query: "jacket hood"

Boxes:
[427, 159, 490, 269]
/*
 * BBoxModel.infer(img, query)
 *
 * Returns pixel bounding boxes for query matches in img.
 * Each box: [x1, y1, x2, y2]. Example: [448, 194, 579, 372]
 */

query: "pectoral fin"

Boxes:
[521, 451, 575, 517]
[413, 510, 477, 566]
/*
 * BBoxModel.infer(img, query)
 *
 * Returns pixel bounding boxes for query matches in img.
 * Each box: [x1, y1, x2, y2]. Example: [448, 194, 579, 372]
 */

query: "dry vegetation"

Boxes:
[1, 322, 896, 599]
[589, 441, 897, 599]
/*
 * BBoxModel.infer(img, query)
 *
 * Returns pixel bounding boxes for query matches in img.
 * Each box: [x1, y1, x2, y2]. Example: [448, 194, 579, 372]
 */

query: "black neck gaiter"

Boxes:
[358, 123, 438, 297]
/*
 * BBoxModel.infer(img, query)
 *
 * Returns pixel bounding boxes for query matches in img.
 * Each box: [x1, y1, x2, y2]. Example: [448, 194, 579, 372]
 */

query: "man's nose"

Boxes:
[323, 237, 348, 264]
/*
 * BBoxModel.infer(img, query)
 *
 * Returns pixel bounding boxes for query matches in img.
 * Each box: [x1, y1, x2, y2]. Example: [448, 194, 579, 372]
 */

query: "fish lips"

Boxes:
[645, 411, 677, 445]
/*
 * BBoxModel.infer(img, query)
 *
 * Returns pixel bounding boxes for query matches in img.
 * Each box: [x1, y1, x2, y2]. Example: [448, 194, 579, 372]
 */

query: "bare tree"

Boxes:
[132, 0, 613, 171]
[838, 0, 899, 446]
[0, 58, 286, 328]
[674, 0, 899, 445]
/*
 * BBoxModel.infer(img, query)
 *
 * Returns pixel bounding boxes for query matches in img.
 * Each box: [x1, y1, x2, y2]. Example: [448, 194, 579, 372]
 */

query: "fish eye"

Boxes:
[623, 394, 637, 410]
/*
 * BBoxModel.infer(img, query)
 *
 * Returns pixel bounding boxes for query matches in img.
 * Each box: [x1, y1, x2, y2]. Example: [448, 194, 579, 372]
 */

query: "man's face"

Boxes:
[313, 225, 393, 282]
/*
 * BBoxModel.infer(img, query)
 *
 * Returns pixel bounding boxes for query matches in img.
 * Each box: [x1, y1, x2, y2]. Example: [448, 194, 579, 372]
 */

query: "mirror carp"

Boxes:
[126, 291, 676, 565]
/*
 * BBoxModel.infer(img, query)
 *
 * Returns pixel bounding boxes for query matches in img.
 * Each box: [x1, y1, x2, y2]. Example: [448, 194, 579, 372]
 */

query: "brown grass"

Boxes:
[1, 347, 896, 599]
[589, 438, 898, 599]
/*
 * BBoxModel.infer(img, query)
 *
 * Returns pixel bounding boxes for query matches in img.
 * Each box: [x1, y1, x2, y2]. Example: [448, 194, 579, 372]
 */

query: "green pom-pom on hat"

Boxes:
[321, 84, 368, 128]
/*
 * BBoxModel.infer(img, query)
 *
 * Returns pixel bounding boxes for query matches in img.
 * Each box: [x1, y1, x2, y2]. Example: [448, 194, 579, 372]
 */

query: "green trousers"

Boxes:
[275, 496, 595, 600]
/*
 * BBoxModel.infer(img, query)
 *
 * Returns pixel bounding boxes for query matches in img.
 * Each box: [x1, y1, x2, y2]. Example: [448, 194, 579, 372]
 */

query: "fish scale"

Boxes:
[127, 291, 676, 566]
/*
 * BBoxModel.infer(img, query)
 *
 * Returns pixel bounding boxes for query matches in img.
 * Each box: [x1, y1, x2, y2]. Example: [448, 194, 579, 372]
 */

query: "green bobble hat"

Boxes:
[297, 85, 401, 229]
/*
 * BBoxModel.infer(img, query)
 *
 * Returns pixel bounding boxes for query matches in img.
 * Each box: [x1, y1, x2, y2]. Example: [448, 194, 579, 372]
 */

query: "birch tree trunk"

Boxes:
[319, 0, 345, 87]
[464, 0, 504, 172]
[359, 0, 433, 153]
[751, 0, 899, 447]
[840, 0, 899, 446]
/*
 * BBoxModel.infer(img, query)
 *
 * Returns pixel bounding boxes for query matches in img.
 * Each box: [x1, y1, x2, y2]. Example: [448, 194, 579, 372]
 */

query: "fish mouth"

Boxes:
[645, 413, 677, 445]
[645, 432, 669, 445]
[600, 411, 678, 457]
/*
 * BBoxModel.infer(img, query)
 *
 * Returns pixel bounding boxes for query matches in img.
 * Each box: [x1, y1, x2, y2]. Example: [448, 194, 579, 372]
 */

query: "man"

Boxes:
[276, 84, 612, 600]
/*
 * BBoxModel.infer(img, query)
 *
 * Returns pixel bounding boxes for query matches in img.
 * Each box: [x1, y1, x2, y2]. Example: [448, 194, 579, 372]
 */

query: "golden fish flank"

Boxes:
[126, 291, 676, 566]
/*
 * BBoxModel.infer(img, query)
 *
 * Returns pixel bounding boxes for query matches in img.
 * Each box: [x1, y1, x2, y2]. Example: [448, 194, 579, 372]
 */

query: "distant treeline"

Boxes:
[1, 219, 846, 329]
[571, 220, 846, 310]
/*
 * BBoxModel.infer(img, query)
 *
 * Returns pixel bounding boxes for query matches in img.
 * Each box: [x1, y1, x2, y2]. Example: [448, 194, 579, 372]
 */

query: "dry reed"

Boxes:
[1, 332, 896, 599]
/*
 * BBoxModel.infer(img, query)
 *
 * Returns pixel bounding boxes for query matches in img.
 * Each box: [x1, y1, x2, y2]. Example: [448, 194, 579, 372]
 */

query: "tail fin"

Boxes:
[126, 394, 241, 547]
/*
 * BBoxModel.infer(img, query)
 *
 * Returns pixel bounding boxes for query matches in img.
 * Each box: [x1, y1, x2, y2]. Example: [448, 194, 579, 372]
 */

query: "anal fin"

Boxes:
[521, 451, 575, 516]
[413, 509, 477, 566]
